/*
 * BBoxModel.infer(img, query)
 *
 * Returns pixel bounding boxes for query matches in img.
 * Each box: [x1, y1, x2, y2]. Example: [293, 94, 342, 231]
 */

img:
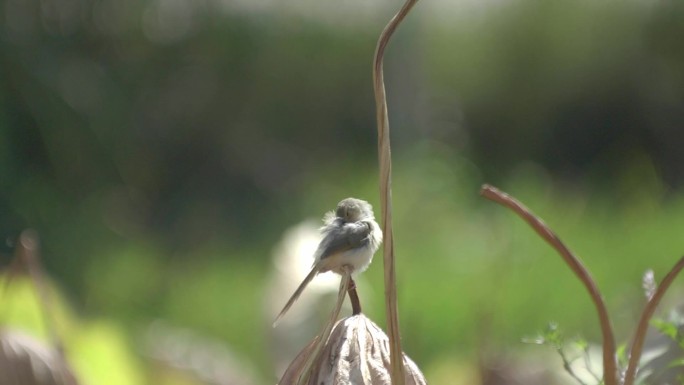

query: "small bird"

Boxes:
[273, 198, 383, 326]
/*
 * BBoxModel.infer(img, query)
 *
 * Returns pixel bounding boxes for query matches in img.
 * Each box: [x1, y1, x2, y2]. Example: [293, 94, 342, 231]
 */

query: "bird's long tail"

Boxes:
[272, 265, 320, 327]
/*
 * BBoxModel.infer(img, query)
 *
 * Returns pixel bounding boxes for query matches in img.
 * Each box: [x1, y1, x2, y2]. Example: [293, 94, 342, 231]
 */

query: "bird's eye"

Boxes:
[336, 206, 347, 218]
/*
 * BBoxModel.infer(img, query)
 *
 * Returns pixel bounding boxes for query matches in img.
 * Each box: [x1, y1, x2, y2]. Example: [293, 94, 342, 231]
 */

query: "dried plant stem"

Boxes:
[16, 230, 62, 354]
[348, 278, 362, 315]
[296, 269, 351, 385]
[623, 255, 684, 385]
[480, 185, 618, 385]
[373, 1, 418, 384]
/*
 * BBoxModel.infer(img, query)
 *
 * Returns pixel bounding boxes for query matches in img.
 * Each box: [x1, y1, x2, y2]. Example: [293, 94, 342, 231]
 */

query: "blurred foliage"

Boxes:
[1, 0, 684, 384]
[427, 0, 684, 187]
[0, 275, 145, 385]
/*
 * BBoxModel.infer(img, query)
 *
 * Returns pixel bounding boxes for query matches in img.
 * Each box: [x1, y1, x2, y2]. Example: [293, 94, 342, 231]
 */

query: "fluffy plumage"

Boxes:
[273, 198, 382, 326]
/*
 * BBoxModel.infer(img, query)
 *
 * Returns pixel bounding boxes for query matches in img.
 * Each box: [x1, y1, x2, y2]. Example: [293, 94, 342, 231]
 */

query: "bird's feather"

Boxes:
[316, 221, 371, 261]
[272, 262, 322, 327]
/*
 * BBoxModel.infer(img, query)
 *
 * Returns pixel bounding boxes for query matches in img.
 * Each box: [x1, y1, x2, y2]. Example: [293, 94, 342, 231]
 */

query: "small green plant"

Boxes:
[651, 316, 684, 350]
[524, 323, 602, 385]
[640, 310, 684, 385]
[481, 185, 684, 385]
[522, 269, 684, 385]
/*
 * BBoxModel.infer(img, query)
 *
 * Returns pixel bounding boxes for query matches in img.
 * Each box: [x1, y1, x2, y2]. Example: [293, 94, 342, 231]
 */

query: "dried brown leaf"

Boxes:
[0, 329, 78, 385]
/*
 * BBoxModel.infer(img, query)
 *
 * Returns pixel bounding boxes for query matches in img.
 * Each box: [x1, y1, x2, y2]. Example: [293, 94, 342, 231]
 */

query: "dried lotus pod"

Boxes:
[279, 314, 427, 385]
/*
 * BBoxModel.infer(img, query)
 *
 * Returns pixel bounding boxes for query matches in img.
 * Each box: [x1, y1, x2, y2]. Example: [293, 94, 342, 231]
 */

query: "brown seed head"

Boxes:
[278, 314, 426, 385]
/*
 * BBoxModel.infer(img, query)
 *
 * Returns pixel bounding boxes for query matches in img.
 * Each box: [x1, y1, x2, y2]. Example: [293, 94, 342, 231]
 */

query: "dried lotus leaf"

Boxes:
[0, 329, 78, 385]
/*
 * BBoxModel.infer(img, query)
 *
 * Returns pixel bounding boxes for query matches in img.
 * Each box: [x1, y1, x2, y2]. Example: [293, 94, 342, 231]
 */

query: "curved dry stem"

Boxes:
[480, 184, 618, 385]
[373, 1, 418, 384]
[623, 255, 684, 385]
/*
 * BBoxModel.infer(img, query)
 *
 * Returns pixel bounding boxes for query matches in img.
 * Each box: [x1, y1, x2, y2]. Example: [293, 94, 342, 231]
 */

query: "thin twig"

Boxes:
[583, 345, 602, 383]
[373, 1, 418, 384]
[558, 348, 588, 385]
[16, 230, 62, 353]
[297, 268, 351, 385]
[623, 255, 684, 385]
[480, 184, 618, 385]
[348, 277, 362, 315]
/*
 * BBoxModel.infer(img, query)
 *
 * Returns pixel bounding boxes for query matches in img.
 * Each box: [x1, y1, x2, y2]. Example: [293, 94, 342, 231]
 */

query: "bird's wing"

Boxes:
[317, 221, 371, 261]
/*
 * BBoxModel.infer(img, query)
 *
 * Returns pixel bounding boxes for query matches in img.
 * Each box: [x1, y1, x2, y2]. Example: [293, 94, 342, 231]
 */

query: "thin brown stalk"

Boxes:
[624, 255, 684, 385]
[348, 278, 362, 315]
[373, 1, 418, 384]
[296, 269, 351, 385]
[16, 230, 62, 353]
[480, 184, 618, 385]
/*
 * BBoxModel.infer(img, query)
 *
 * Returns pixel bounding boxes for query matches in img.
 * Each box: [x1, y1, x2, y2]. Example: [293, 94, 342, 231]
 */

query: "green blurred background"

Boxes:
[2, 0, 684, 383]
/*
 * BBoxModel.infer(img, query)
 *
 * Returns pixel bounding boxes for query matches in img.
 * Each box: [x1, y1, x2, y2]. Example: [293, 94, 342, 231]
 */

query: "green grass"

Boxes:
[4, 150, 684, 384]
[224, 150, 684, 382]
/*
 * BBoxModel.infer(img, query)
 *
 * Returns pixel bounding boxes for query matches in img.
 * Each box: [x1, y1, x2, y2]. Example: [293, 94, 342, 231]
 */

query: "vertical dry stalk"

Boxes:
[15, 230, 62, 354]
[480, 184, 619, 385]
[623, 256, 684, 385]
[373, 1, 418, 384]
[296, 270, 352, 385]
[348, 278, 362, 315]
